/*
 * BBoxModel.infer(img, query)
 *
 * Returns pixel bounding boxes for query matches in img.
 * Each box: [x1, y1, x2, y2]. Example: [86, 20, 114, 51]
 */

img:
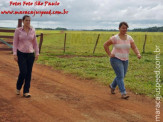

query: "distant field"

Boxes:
[36, 30, 163, 56]
[1, 29, 163, 97]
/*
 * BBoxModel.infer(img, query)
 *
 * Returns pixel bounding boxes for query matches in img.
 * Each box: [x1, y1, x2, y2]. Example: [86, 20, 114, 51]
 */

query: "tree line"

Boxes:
[131, 26, 163, 32]
[1, 26, 163, 32]
[92, 26, 163, 32]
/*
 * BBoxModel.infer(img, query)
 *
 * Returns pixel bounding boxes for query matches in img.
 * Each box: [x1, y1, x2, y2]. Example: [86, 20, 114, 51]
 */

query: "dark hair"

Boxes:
[119, 22, 129, 28]
[22, 15, 30, 21]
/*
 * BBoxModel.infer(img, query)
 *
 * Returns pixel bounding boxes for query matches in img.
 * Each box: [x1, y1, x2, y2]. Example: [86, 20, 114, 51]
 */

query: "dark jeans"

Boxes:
[17, 50, 35, 94]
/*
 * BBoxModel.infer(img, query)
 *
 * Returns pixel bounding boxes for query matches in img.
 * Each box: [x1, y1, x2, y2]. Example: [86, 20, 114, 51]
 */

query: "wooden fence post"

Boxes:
[39, 33, 43, 53]
[93, 34, 100, 54]
[143, 34, 147, 53]
[64, 33, 67, 53]
[18, 19, 22, 27]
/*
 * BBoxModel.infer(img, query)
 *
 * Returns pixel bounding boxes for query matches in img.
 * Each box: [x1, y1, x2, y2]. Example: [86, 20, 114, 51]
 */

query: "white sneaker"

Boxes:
[16, 89, 20, 95]
[23, 93, 31, 98]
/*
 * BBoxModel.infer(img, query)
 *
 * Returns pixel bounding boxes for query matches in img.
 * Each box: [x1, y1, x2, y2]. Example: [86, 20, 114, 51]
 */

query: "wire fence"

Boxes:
[41, 32, 163, 56]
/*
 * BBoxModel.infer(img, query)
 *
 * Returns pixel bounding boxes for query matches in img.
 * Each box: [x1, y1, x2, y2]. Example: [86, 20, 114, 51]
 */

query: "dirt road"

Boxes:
[0, 50, 162, 122]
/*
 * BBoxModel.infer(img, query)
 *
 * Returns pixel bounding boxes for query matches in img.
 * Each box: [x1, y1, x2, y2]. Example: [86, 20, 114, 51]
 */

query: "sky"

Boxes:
[0, 0, 163, 30]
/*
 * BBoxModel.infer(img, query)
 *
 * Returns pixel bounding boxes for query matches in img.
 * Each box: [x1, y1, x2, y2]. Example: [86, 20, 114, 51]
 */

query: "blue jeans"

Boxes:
[110, 57, 128, 95]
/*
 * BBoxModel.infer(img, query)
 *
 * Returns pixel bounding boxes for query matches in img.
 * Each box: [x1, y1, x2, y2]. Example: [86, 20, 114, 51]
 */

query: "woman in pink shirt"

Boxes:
[13, 15, 39, 98]
[104, 22, 141, 99]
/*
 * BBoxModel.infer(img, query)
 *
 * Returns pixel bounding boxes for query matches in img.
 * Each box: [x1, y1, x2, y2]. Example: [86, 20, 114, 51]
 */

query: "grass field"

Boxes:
[1, 28, 163, 98]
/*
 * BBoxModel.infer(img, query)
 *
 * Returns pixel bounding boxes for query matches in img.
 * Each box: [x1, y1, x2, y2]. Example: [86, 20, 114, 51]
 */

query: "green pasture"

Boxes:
[36, 30, 162, 56]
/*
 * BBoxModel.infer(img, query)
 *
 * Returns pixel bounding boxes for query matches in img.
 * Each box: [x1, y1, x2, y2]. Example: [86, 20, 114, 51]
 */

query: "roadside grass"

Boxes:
[37, 53, 162, 97]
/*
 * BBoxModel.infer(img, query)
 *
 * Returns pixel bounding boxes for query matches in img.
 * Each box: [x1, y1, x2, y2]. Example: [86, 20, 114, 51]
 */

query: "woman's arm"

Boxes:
[131, 42, 141, 59]
[104, 39, 114, 57]
[33, 30, 39, 61]
[13, 29, 19, 62]
[13, 29, 19, 55]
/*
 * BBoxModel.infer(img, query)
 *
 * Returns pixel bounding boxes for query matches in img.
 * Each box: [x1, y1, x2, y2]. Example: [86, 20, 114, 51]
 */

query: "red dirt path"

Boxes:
[0, 50, 162, 122]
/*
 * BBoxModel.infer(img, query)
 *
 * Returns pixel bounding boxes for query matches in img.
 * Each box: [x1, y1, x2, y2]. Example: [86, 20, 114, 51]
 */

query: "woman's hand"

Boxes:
[137, 54, 141, 59]
[14, 55, 18, 62]
[109, 54, 115, 58]
[35, 55, 39, 61]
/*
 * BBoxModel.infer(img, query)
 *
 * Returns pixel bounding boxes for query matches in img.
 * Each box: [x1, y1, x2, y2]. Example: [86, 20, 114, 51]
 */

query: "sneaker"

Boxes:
[23, 93, 31, 98]
[16, 89, 20, 95]
[109, 85, 115, 94]
[121, 94, 129, 99]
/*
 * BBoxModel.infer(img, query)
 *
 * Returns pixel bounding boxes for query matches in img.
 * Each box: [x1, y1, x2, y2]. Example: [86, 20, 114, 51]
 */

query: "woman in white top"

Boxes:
[104, 22, 141, 99]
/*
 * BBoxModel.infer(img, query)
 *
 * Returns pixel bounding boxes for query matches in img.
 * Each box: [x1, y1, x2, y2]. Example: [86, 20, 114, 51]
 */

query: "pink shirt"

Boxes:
[111, 34, 134, 61]
[13, 26, 39, 56]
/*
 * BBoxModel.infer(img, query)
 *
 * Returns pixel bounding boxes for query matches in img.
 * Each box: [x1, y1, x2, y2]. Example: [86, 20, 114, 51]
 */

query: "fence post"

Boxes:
[18, 19, 22, 27]
[39, 33, 43, 53]
[64, 33, 67, 53]
[143, 34, 147, 53]
[93, 34, 100, 54]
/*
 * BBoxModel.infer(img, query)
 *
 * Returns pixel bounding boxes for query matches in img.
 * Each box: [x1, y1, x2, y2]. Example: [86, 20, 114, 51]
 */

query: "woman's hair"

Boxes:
[22, 15, 30, 21]
[119, 22, 129, 28]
